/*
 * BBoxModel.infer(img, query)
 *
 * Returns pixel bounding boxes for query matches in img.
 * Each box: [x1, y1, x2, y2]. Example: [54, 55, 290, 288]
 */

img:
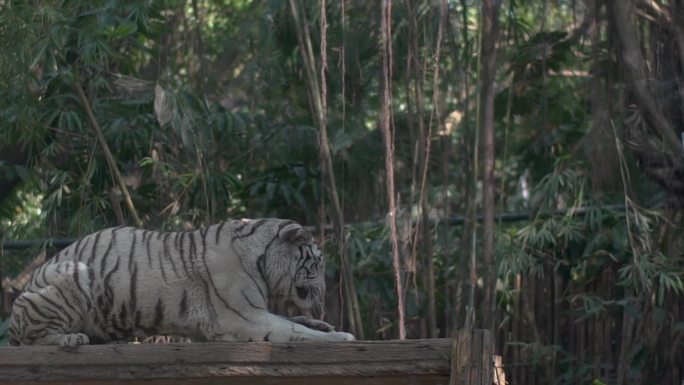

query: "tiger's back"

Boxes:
[10, 225, 221, 346]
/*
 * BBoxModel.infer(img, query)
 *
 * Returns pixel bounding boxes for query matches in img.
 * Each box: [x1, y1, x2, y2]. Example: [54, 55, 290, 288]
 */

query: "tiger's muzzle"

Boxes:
[293, 283, 325, 319]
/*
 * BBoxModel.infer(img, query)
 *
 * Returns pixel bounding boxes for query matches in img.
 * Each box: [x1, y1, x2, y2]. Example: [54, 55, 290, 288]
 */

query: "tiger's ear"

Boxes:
[279, 222, 313, 245]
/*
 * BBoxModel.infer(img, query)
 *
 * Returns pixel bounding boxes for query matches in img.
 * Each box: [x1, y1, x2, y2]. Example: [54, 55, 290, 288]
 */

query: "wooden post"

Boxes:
[493, 355, 506, 385]
[450, 329, 494, 385]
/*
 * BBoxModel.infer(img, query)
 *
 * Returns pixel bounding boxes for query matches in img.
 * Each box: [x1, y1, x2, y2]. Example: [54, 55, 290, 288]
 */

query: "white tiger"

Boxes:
[8, 218, 355, 347]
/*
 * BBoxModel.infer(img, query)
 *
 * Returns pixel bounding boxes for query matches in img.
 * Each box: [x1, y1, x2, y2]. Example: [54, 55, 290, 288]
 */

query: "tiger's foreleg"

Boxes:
[286, 316, 336, 332]
[211, 310, 355, 342]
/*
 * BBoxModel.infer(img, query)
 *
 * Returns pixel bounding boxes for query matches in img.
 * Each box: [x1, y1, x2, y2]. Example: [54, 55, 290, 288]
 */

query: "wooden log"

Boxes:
[0, 339, 452, 385]
[449, 329, 494, 385]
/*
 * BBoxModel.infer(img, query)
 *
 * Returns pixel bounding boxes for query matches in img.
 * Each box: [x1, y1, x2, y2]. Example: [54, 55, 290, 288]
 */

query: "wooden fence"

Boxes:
[496, 268, 684, 385]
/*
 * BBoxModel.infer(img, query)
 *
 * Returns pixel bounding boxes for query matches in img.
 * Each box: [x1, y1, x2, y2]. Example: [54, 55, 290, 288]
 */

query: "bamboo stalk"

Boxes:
[406, 0, 426, 334]
[318, 0, 364, 340]
[288, 0, 364, 339]
[380, 0, 405, 340]
[423, 0, 448, 339]
[406, 0, 440, 339]
[74, 81, 143, 228]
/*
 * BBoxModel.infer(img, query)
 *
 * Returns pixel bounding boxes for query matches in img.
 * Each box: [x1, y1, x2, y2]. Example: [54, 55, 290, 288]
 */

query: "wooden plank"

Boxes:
[0, 339, 452, 384]
[449, 329, 493, 385]
[479, 330, 493, 385]
[0, 376, 450, 385]
[492, 355, 505, 385]
[450, 330, 466, 385]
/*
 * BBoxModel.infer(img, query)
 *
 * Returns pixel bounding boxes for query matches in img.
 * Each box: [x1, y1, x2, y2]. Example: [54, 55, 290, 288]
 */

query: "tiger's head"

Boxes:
[258, 220, 326, 317]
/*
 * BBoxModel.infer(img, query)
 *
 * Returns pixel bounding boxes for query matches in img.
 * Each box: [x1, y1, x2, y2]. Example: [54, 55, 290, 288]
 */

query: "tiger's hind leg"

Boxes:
[8, 262, 93, 347]
[21, 328, 89, 348]
[10, 290, 91, 347]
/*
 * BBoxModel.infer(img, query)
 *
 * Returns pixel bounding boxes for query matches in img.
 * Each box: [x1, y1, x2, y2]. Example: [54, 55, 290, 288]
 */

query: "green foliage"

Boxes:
[0, 1, 683, 384]
[499, 160, 684, 384]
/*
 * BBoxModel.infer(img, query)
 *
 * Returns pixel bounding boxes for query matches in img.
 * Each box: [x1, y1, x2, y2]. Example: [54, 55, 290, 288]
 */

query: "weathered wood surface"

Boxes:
[0, 339, 452, 385]
[492, 355, 505, 385]
[450, 329, 493, 385]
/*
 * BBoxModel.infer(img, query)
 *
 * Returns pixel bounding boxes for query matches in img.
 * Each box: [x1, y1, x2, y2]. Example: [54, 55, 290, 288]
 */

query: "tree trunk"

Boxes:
[460, 0, 478, 331]
[586, 0, 620, 195]
[609, 0, 682, 154]
[479, 0, 500, 332]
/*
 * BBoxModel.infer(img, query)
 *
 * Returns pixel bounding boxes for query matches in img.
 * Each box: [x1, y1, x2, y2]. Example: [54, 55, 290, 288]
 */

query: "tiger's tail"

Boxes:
[7, 310, 22, 346]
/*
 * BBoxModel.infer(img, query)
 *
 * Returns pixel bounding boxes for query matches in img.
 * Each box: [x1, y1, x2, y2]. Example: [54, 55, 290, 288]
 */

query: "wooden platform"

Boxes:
[0, 339, 453, 385]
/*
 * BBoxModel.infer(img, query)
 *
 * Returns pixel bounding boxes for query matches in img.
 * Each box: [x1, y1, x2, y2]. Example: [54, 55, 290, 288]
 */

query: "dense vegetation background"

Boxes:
[1, 1, 683, 384]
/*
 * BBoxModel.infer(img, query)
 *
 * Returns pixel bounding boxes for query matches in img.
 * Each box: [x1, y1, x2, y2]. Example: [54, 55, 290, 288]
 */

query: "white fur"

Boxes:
[8, 219, 355, 346]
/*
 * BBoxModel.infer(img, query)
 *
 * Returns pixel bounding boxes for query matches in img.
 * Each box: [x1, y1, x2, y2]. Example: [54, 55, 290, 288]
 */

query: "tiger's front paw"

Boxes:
[288, 316, 336, 332]
[329, 331, 356, 341]
[59, 333, 89, 348]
